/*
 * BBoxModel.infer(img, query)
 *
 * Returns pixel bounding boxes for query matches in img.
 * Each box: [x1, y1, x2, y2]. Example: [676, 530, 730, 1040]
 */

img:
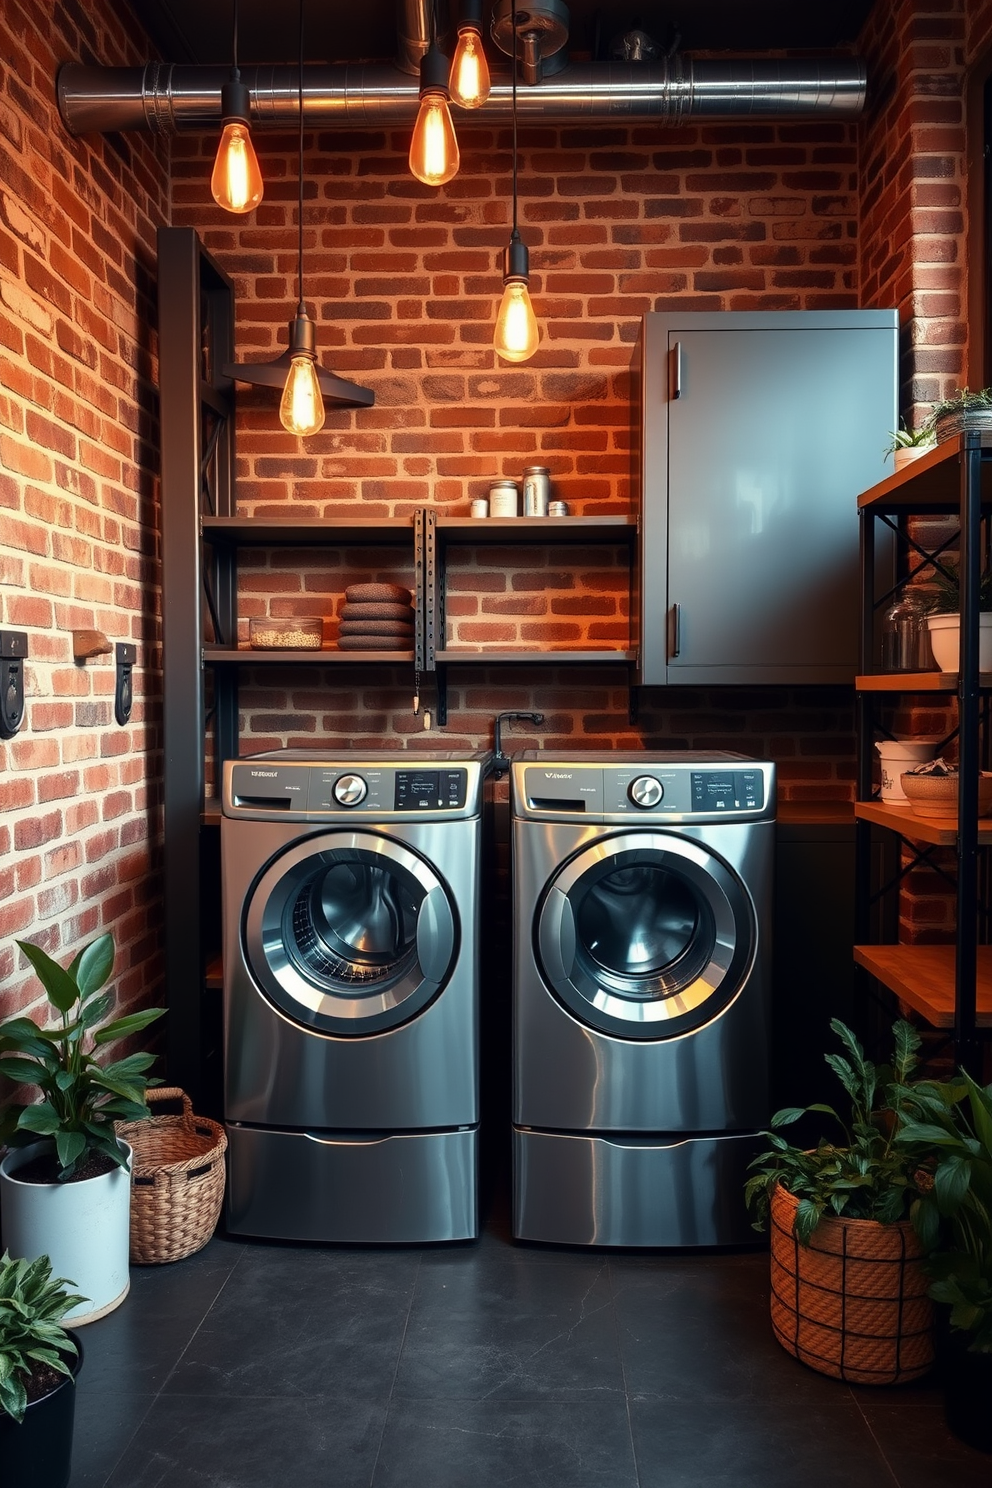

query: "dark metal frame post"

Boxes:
[957, 436, 982, 1074]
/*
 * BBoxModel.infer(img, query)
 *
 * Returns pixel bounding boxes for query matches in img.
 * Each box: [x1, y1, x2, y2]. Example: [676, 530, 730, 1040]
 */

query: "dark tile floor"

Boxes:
[69, 1211, 990, 1488]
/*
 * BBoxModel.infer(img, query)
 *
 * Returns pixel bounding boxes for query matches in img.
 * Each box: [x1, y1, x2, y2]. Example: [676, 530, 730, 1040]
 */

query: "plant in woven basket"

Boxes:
[895, 1070, 992, 1353]
[745, 1017, 926, 1244]
[923, 386, 992, 435]
[0, 1251, 84, 1424]
[0, 933, 165, 1180]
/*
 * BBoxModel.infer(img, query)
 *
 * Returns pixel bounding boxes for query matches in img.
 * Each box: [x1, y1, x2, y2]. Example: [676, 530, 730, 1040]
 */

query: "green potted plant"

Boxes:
[884, 420, 936, 471]
[745, 1018, 935, 1384]
[0, 1250, 85, 1488]
[923, 385, 992, 444]
[0, 932, 164, 1323]
[920, 559, 992, 673]
[895, 1070, 992, 1453]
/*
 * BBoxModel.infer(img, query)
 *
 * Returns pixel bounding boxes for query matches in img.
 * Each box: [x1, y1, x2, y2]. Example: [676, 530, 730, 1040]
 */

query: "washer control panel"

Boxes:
[628, 775, 664, 808]
[333, 774, 368, 807]
[394, 769, 466, 811]
[226, 758, 476, 819]
[519, 757, 771, 821]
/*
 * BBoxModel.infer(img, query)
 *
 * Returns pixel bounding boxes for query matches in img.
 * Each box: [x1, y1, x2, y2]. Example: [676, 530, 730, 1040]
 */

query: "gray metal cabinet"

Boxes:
[635, 311, 898, 686]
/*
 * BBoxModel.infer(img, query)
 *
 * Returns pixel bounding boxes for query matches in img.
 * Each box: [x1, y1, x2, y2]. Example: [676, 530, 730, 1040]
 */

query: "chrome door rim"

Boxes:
[243, 830, 458, 1036]
[536, 831, 754, 1040]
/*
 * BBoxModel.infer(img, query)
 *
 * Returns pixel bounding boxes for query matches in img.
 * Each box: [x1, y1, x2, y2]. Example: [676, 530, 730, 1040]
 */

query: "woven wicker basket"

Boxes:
[117, 1088, 227, 1265]
[770, 1184, 934, 1385]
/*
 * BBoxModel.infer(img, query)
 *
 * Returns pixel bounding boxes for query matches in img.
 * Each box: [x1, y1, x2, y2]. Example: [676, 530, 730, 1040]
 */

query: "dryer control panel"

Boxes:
[224, 755, 481, 822]
[514, 753, 774, 824]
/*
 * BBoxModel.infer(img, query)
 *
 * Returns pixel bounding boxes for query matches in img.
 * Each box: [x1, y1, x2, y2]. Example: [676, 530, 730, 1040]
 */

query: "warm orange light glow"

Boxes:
[494, 279, 539, 362]
[211, 121, 264, 214]
[409, 90, 460, 186]
[449, 27, 491, 108]
[279, 355, 325, 436]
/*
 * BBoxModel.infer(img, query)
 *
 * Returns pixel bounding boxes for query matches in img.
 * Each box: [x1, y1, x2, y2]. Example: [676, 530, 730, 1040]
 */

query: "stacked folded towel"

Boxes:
[337, 583, 416, 651]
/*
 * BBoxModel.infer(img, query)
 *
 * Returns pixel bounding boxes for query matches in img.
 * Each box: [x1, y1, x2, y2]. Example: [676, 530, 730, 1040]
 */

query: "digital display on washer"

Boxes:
[394, 769, 467, 810]
[690, 770, 763, 812]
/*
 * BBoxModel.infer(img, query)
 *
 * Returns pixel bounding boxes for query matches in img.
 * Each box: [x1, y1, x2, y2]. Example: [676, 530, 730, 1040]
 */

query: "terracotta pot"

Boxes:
[769, 1184, 934, 1384]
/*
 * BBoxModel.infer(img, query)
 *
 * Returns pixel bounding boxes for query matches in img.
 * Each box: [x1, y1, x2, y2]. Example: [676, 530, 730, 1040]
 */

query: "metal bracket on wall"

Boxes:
[419, 508, 447, 726]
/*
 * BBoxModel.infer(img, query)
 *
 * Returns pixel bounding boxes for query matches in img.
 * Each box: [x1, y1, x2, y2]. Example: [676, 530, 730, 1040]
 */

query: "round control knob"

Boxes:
[333, 774, 368, 807]
[628, 775, 663, 809]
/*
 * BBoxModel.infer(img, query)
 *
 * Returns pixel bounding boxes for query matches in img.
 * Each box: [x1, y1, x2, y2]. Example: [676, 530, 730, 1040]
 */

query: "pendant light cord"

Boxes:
[232, 0, 240, 79]
[297, 0, 305, 315]
[511, 0, 518, 235]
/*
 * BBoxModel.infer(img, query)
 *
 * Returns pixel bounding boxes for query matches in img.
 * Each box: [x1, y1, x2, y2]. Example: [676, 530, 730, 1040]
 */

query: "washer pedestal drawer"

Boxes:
[513, 1128, 759, 1247]
[226, 1125, 478, 1243]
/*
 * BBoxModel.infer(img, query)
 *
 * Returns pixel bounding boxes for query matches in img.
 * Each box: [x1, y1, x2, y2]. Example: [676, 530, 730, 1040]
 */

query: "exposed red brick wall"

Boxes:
[0, 1, 168, 1024]
[174, 112, 860, 798]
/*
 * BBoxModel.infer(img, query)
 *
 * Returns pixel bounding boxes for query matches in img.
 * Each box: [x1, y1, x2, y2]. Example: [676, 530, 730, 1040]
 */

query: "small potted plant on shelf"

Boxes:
[885, 420, 937, 471]
[745, 1018, 935, 1385]
[0, 932, 165, 1324]
[895, 1071, 992, 1453]
[920, 559, 992, 673]
[0, 1251, 85, 1488]
[923, 386, 992, 445]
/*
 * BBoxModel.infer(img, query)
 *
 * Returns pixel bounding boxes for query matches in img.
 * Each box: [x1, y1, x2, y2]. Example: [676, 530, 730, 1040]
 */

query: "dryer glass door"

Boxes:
[537, 832, 754, 1040]
[243, 831, 458, 1035]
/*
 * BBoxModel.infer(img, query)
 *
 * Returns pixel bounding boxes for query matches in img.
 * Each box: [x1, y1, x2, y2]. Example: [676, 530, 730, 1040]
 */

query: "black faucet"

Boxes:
[492, 711, 545, 775]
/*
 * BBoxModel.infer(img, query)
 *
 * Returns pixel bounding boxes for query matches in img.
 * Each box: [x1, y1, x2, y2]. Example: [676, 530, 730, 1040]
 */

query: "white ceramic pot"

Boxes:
[926, 612, 992, 673]
[874, 738, 941, 803]
[0, 1140, 132, 1325]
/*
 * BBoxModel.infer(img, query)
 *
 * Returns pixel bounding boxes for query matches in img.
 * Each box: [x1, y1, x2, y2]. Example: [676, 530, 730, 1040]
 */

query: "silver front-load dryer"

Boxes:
[512, 752, 775, 1247]
[222, 751, 487, 1243]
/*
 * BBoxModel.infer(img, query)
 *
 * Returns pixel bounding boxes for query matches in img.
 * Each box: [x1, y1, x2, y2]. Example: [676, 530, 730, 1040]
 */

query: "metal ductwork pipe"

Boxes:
[57, 56, 866, 136]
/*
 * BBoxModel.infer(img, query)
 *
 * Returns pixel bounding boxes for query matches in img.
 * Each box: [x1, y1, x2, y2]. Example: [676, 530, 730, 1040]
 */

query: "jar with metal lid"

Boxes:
[522, 466, 550, 517]
[489, 480, 519, 518]
[881, 592, 927, 671]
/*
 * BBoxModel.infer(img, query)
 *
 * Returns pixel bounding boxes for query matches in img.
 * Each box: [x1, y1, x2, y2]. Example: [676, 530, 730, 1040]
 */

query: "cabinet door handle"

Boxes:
[670, 602, 681, 658]
[670, 341, 683, 400]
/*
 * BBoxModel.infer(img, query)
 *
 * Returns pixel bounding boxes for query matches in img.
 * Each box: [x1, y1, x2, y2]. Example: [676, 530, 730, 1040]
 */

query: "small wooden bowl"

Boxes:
[900, 771, 992, 819]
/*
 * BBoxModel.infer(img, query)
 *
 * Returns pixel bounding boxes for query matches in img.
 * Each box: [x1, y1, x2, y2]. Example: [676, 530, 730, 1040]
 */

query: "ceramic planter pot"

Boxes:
[926, 612, 992, 673]
[893, 445, 935, 471]
[769, 1184, 934, 1384]
[0, 1141, 132, 1324]
[0, 1330, 83, 1488]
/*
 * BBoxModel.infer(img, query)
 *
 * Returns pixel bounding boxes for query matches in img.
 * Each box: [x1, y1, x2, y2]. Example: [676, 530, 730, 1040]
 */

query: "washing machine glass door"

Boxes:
[243, 831, 458, 1035]
[537, 832, 754, 1040]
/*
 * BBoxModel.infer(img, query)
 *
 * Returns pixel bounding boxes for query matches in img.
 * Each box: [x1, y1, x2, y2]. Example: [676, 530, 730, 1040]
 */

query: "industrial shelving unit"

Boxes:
[854, 434, 992, 1075]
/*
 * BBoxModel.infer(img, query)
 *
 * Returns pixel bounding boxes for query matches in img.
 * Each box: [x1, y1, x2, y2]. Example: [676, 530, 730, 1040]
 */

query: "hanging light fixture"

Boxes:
[493, 0, 539, 363]
[449, 0, 491, 109]
[280, 0, 323, 436]
[211, 0, 263, 214]
[409, 1, 460, 186]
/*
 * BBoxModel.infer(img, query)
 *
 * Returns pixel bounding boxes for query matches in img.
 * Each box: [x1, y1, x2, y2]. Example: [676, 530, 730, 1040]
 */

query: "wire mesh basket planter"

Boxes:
[117, 1088, 227, 1264]
[769, 1184, 934, 1385]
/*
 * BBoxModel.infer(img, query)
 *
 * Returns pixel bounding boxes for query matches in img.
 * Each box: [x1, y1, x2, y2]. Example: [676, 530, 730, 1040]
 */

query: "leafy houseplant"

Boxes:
[918, 558, 992, 673]
[0, 932, 165, 1180]
[0, 933, 164, 1325]
[923, 385, 992, 445]
[0, 1251, 83, 1423]
[0, 1251, 85, 1488]
[884, 420, 936, 465]
[746, 1017, 924, 1242]
[745, 1019, 935, 1385]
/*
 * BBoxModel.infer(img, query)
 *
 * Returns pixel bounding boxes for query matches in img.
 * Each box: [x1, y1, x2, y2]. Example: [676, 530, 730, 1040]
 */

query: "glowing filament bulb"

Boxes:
[449, 27, 491, 108]
[279, 355, 325, 437]
[494, 280, 539, 363]
[409, 91, 460, 186]
[211, 122, 263, 214]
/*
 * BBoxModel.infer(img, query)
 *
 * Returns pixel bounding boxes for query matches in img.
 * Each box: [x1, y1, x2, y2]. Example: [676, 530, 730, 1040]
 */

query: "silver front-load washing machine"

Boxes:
[512, 751, 775, 1247]
[222, 750, 487, 1243]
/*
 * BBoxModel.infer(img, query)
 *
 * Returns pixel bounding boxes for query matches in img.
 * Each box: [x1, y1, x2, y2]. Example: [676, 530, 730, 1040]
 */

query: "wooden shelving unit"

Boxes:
[434, 648, 636, 665]
[203, 647, 414, 665]
[854, 431, 992, 1072]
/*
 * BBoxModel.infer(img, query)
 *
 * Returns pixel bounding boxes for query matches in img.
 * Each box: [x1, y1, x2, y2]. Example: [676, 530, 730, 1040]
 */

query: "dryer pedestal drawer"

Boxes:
[513, 1128, 759, 1247]
[227, 1125, 478, 1242]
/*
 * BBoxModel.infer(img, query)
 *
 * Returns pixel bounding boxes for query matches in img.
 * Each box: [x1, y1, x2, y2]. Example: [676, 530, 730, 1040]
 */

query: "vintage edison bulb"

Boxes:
[409, 91, 460, 185]
[211, 122, 264, 214]
[449, 28, 490, 108]
[493, 279, 539, 363]
[279, 355, 325, 437]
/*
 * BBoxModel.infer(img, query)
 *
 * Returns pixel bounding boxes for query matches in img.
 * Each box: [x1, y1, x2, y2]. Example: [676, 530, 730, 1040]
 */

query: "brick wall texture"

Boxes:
[0, 0, 168, 1026]
[3, 0, 992, 1020]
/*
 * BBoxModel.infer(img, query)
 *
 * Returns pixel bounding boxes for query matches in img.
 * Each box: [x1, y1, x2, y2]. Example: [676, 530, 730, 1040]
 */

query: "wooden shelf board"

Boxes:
[204, 647, 413, 664]
[856, 671, 992, 691]
[858, 435, 992, 511]
[854, 800, 992, 845]
[435, 515, 636, 545]
[435, 648, 636, 665]
[201, 517, 413, 545]
[777, 801, 854, 826]
[853, 943, 992, 1028]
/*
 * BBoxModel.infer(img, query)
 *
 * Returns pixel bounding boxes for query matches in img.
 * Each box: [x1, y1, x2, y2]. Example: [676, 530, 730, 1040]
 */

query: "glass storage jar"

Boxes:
[881, 593, 927, 671]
